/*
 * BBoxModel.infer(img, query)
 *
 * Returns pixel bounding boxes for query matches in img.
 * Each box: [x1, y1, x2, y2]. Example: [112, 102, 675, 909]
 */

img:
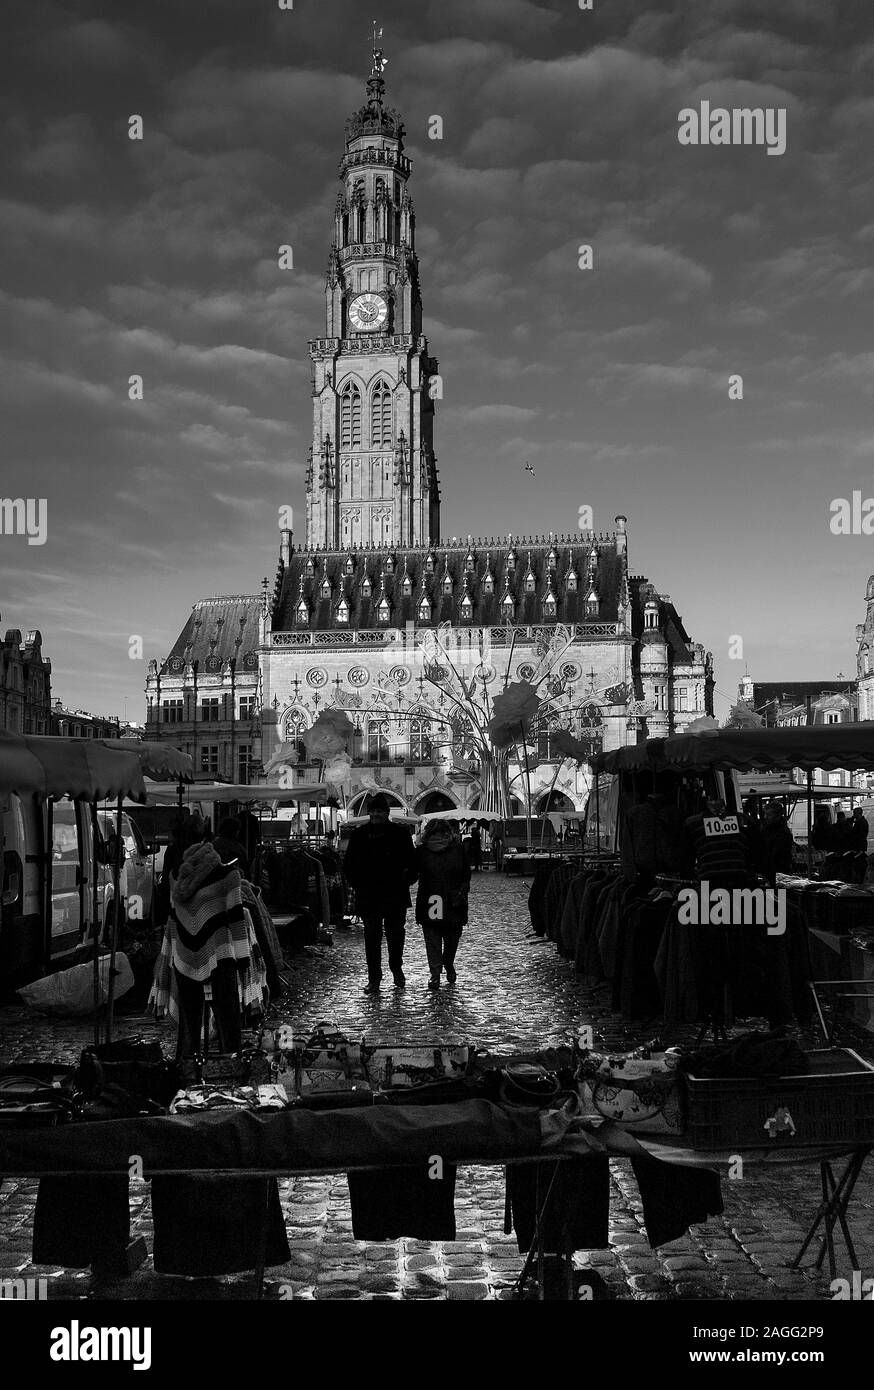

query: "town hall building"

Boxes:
[145, 55, 714, 813]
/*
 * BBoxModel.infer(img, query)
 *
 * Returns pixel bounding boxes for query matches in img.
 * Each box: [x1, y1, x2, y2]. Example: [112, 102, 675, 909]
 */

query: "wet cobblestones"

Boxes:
[0, 870, 872, 1300]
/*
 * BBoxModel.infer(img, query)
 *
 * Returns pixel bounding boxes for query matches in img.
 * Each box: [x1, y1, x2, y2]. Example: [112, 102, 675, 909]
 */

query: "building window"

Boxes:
[238, 745, 253, 783]
[336, 596, 350, 624]
[442, 574, 452, 594]
[201, 745, 219, 775]
[677, 688, 688, 710]
[361, 576, 372, 597]
[543, 595, 556, 618]
[425, 553, 435, 574]
[460, 595, 473, 621]
[402, 575, 412, 596]
[410, 718, 432, 763]
[419, 596, 431, 621]
[340, 382, 362, 449]
[377, 595, 391, 623]
[370, 380, 392, 448]
[368, 719, 390, 763]
[239, 695, 256, 721]
[824, 711, 840, 725]
[320, 575, 332, 598]
[162, 699, 184, 724]
[501, 594, 514, 617]
[202, 697, 221, 722]
[644, 606, 658, 629]
[483, 575, 494, 595]
[295, 600, 309, 625]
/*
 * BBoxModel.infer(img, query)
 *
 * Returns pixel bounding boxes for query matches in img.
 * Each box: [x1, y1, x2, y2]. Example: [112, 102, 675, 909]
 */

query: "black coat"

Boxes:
[415, 840, 471, 928]
[344, 821, 418, 913]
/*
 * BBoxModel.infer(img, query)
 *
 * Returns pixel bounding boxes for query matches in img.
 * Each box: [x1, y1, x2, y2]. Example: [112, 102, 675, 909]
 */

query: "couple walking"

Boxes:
[344, 795, 470, 993]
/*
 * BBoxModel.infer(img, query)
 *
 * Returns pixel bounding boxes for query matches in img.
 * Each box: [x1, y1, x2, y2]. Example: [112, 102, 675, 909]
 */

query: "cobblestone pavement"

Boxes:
[1, 870, 872, 1301]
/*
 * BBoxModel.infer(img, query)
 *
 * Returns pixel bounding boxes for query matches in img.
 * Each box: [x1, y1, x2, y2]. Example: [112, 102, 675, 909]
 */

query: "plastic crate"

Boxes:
[683, 1049, 874, 1150]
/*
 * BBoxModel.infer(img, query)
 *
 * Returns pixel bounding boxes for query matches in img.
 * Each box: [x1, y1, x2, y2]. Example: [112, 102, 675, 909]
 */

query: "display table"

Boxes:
[639, 1135, 873, 1280]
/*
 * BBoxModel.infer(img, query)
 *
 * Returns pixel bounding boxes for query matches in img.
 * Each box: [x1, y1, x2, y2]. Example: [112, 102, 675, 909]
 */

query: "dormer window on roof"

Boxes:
[566, 552, 579, 593]
[336, 595, 350, 624]
[546, 545, 558, 571]
[305, 555, 316, 577]
[465, 544, 476, 572]
[377, 594, 391, 624]
[384, 553, 395, 574]
[419, 593, 432, 620]
[402, 570, 413, 596]
[320, 575, 332, 598]
[344, 554, 355, 575]
[501, 590, 515, 617]
[482, 554, 495, 594]
[295, 597, 309, 625]
[442, 559, 453, 594]
[524, 554, 536, 594]
[506, 547, 517, 572]
[459, 576, 473, 621]
[425, 550, 436, 574]
[361, 573, 373, 597]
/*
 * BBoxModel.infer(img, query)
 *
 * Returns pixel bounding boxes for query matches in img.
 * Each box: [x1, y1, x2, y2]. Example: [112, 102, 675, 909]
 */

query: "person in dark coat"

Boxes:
[851, 807, 869, 852]
[759, 802, 794, 884]
[212, 816, 251, 878]
[415, 819, 472, 990]
[343, 794, 418, 993]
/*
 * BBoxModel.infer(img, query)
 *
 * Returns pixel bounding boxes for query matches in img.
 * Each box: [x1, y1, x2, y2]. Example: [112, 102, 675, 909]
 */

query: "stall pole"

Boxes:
[104, 794, 124, 1045]
[519, 722, 533, 854]
[594, 771, 601, 852]
[90, 802, 101, 1048]
[806, 771, 814, 877]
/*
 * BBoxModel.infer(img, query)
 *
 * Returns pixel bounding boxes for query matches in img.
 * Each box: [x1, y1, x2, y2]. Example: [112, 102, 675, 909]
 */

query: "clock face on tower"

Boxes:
[348, 292, 388, 333]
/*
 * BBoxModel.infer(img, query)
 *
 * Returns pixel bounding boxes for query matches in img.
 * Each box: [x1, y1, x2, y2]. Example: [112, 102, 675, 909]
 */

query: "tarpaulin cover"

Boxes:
[143, 781, 330, 805]
[0, 730, 148, 802]
[108, 740, 193, 780]
[0, 1099, 543, 1176]
[592, 723, 874, 776]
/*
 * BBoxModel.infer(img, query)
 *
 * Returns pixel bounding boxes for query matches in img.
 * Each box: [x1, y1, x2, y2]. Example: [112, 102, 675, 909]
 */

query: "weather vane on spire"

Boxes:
[371, 19, 388, 77]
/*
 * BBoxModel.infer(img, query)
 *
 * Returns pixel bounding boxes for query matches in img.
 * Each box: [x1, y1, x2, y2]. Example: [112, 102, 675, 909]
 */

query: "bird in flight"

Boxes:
[523, 460, 536, 476]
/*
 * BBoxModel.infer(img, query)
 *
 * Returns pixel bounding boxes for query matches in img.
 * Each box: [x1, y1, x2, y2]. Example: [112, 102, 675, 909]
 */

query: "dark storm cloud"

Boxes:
[0, 0, 871, 716]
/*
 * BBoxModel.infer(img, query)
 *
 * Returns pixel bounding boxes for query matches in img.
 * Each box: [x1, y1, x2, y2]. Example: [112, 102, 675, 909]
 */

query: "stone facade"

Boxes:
[0, 625, 51, 735]
[144, 65, 714, 810]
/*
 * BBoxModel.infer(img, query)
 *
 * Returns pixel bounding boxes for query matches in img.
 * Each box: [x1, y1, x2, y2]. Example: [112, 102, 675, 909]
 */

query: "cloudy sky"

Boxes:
[2, 0, 872, 721]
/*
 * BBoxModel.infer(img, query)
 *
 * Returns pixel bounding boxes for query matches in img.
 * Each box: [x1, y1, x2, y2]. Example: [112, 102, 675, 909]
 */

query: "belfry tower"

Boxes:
[305, 37, 441, 551]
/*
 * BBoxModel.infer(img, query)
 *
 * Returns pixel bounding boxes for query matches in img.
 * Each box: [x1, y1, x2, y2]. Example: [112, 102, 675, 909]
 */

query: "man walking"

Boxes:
[344, 794, 418, 994]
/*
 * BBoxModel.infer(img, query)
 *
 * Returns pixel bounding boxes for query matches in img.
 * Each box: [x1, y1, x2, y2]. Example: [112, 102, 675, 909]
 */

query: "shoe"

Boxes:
[392, 970, 406, 989]
[445, 968, 457, 985]
[363, 981, 381, 995]
[427, 977, 440, 991]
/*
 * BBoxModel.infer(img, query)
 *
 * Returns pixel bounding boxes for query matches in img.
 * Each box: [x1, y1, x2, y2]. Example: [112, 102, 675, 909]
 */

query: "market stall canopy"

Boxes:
[592, 723, 874, 775]
[0, 730, 148, 802]
[143, 781, 331, 805]
[107, 740, 193, 780]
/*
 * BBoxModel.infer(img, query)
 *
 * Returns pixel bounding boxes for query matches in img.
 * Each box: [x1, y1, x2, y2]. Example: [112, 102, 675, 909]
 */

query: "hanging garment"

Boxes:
[346, 1164, 458, 1241]
[150, 1175, 290, 1275]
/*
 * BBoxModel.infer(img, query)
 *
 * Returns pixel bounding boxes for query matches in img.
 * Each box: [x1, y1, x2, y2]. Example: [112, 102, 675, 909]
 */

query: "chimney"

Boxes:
[280, 528, 292, 565]
[615, 515, 627, 556]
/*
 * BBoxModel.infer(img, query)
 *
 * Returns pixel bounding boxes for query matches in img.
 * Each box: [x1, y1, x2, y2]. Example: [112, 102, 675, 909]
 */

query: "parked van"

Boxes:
[0, 795, 161, 993]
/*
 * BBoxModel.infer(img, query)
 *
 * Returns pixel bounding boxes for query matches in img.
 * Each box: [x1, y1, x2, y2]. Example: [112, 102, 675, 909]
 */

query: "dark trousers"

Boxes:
[362, 909, 407, 983]
[174, 960, 242, 1059]
[421, 924, 463, 978]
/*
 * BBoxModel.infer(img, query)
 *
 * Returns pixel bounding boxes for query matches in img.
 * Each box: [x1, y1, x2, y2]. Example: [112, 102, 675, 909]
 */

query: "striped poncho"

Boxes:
[149, 842, 267, 1023]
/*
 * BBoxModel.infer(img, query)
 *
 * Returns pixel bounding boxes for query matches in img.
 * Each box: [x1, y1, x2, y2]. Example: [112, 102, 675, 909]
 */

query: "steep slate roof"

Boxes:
[752, 681, 850, 708]
[272, 536, 622, 633]
[161, 596, 261, 673]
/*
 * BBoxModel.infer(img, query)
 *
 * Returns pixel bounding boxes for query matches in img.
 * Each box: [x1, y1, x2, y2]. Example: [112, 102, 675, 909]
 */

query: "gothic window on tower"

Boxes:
[340, 382, 362, 449]
[371, 380, 393, 449]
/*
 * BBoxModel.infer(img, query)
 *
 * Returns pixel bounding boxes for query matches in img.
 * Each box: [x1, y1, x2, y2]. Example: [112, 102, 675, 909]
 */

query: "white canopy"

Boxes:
[143, 780, 331, 805]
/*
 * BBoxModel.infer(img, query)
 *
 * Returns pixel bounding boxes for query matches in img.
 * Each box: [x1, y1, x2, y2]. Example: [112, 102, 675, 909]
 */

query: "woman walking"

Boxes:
[415, 820, 471, 990]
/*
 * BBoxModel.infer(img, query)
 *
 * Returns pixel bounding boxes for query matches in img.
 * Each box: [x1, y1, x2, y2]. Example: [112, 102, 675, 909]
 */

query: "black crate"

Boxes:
[683, 1048, 874, 1150]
